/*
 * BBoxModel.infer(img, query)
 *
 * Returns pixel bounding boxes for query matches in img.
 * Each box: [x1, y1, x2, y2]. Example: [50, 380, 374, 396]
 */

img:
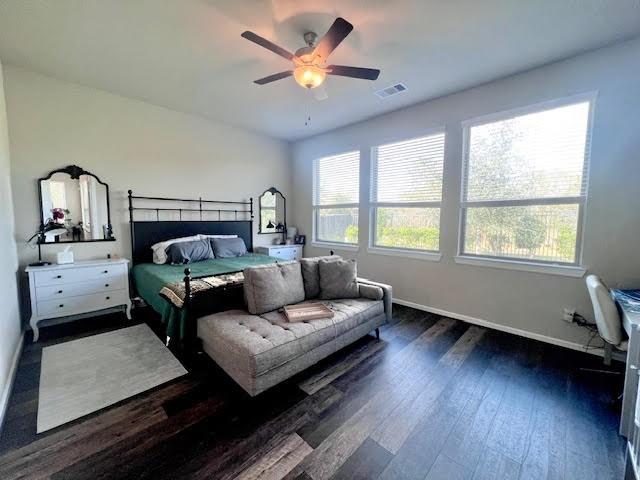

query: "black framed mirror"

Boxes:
[258, 187, 286, 234]
[37, 165, 115, 243]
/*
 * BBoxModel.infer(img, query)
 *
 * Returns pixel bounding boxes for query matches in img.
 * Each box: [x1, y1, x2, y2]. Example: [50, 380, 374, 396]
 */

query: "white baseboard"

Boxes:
[393, 298, 602, 357]
[0, 333, 25, 431]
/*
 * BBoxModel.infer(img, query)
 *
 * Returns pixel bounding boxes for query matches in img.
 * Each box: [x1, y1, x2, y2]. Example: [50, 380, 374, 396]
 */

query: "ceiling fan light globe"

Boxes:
[294, 65, 325, 89]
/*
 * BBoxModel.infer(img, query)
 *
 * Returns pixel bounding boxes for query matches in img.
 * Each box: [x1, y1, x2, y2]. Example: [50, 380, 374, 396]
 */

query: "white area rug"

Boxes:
[37, 323, 187, 433]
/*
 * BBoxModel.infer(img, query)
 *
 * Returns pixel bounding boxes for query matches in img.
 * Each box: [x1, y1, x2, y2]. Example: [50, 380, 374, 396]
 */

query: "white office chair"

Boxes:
[586, 274, 628, 366]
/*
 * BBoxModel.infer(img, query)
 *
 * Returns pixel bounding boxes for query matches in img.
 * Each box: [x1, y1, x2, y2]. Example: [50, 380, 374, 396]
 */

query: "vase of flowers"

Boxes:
[51, 207, 70, 225]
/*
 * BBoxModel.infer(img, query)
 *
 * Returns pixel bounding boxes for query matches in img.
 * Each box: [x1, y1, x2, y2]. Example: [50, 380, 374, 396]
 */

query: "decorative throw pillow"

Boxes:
[318, 258, 359, 300]
[151, 235, 201, 264]
[359, 283, 384, 300]
[165, 239, 213, 264]
[211, 237, 248, 258]
[243, 261, 305, 314]
[299, 255, 341, 299]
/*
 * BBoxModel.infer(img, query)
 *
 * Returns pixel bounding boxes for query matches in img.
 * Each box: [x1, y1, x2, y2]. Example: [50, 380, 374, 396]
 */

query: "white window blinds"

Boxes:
[313, 151, 360, 245]
[464, 102, 590, 203]
[370, 133, 445, 252]
[313, 151, 360, 206]
[372, 133, 445, 203]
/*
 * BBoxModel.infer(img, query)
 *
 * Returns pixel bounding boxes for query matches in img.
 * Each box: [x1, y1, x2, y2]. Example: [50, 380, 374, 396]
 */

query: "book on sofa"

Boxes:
[282, 303, 335, 322]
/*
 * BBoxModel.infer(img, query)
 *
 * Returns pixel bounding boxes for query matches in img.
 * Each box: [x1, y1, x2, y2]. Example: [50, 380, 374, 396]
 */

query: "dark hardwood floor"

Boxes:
[0, 305, 625, 479]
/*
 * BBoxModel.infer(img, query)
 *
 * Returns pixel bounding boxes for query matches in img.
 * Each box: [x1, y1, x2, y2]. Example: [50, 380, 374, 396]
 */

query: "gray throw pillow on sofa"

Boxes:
[211, 237, 247, 258]
[244, 261, 305, 314]
[299, 255, 341, 299]
[165, 239, 213, 264]
[318, 258, 359, 300]
[359, 283, 384, 300]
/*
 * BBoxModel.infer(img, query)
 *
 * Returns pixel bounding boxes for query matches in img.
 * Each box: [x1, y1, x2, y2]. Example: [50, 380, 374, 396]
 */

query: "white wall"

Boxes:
[292, 38, 640, 348]
[0, 61, 22, 426]
[4, 66, 292, 266]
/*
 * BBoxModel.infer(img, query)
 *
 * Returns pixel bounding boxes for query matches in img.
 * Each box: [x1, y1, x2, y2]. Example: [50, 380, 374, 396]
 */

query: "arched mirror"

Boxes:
[37, 165, 115, 243]
[258, 187, 286, 234]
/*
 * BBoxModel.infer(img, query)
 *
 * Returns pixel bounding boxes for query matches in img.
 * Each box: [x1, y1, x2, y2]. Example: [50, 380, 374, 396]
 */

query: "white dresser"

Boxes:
[26, 258, 132, 342]
[255, 244, 303, 261]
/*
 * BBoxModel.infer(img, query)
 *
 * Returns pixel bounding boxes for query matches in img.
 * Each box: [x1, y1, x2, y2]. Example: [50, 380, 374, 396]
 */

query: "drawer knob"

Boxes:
[56, 275, 62, 279]
[58, 290, 63, 294]
[106, 296, 110, 300]
[103, 270, 109, 274]
[105, 283, 110, 287]
[59, 304, 64, 308]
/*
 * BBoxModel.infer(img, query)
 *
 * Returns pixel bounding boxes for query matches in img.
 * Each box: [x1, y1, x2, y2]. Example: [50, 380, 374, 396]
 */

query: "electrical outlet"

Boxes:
[563, 308, 576, 322]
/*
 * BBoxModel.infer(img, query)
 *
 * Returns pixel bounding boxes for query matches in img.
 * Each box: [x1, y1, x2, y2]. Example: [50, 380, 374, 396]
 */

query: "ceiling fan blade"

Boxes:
[254, 71, 293, 85]
[241, 31, 297, 62]
[313, 83, 329, 101]
[327, 65, 380, 80]
[312, 17, 353, 63]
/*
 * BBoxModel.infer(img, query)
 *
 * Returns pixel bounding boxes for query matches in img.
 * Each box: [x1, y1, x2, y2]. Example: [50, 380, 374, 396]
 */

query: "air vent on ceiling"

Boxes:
[375, 83, 407, 99]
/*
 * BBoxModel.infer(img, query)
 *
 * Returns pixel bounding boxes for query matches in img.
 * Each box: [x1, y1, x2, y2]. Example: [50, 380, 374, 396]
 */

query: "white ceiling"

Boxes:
[0, 0, 639, 141]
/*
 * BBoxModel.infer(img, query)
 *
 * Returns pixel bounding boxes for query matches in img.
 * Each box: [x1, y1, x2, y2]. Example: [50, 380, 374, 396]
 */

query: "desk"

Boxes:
[613, 289, 640, 480]
[616, 290, 640, 338]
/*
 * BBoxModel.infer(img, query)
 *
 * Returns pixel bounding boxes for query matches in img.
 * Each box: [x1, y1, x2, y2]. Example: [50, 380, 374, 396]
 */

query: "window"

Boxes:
[460, 98, 592, 265]
[370, 133, 445, 252]
[313, 150, 360, 244]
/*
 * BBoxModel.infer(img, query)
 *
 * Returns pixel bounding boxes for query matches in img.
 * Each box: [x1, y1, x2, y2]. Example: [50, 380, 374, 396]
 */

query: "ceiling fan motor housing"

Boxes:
[303, 31, 318, 47]
[294, 46, 315, 59]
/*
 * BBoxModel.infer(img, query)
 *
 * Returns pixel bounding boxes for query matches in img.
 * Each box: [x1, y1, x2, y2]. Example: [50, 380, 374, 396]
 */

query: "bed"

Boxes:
[128, 191, 279, 346]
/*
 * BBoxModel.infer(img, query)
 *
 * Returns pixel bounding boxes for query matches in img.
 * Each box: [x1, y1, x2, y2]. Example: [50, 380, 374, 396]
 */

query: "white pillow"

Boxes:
[151, 235, 201, 264]
[197, 234, 238, 240]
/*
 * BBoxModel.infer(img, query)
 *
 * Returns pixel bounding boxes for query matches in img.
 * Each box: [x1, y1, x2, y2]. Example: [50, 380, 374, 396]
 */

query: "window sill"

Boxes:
[453, 255, 587, 278]
[311, 241, 360, 252]
[367, 247, 442, 262]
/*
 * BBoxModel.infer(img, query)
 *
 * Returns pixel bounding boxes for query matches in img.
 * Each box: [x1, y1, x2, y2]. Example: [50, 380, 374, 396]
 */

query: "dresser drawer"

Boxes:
[33, 264, 127, 287]
[265, 246, 302, 261]
[271, 248, 293, 260]
[35, 276, 128, 301]
[37, 289, 129, 318]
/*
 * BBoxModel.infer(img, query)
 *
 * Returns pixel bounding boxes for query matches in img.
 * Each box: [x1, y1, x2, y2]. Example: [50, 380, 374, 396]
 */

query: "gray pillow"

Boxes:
[359, 283, 384, 300]
[165, 239, 213, 264]
[243, 261, 305, 314]
[211, 237, 247, 258]
[318, 258, 359, 300]
[299, 255, 341, 299]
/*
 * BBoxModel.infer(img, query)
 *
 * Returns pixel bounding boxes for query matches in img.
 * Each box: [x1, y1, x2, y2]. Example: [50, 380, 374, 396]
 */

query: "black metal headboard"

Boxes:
[128, 190, 254, 265]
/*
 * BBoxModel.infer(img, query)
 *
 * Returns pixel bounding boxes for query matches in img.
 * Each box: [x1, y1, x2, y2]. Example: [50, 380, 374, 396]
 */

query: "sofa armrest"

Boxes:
[357, 277, 393, 323]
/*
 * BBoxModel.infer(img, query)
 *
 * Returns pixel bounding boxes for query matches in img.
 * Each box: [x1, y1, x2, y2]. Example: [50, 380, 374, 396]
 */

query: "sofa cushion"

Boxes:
[319, 258, 359, 299]
[299, 255, 341, 299]
[243, 261, 305, 314]
[321, 298, 384, 337]
[198, 309, 335, 377]
[197, 298, 385, 378]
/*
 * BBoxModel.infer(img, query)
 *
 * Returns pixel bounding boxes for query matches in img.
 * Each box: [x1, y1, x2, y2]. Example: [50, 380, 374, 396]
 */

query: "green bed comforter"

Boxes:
[131, 253, 278, 340]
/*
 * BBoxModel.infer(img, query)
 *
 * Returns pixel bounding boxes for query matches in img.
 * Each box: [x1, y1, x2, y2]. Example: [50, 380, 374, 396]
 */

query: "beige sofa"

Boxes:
[197, 257, 392, 396]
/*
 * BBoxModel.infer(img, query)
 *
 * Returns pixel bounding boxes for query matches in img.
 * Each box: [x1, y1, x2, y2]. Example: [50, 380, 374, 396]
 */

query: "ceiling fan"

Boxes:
[241, 17, 380, 92]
